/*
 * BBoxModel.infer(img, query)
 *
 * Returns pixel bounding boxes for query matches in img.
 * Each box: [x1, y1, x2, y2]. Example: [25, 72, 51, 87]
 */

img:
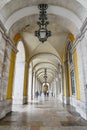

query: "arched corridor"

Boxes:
[0, 0, 87, 129]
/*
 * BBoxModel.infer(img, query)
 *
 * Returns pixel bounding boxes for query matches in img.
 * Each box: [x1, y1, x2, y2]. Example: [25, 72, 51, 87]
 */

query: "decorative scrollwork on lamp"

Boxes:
[44, 68, 47, 84]
[35, 4, 51, 43]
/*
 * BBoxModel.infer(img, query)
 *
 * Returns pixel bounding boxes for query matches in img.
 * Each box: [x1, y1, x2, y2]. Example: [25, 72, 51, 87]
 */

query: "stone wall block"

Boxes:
[0, 37, 6, 51]
[0, 21, 17, 119]
[0, 50, 4, 63]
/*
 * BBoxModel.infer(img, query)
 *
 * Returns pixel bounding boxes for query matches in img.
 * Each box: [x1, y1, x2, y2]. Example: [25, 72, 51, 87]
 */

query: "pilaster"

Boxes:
[28, 63, 33, 102]
[72, 18, 87, 119]
[0, 21, 17, 119]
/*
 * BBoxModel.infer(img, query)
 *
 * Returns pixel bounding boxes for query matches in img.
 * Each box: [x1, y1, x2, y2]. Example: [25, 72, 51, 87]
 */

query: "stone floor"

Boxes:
[0, 97, 87, 130]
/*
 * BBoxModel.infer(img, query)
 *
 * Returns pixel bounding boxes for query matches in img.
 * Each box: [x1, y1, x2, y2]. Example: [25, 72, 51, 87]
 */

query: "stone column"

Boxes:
[53, 79, 56, 98]
[63, 61, 70, 104]
[35, 77, 38, 91]
[60, 75, 63, 96]
[71, 18, 87, 119]
[0, 22, 17, 119]
[76, 31, 87, 119]
[0, 39, 11, 118]
[55, 78, 58, 98]
[37, 79, 40, 93]
[51, 81, 54, 97]
[23, 61, 29, 104]
[83, 32, 87, 101]
[0, 32, 5, 101]
[37, 79, 39, 92]
[58, 72, 63, 100]
[56, 76, 60, 97]
[28, 63, 33, 102]
[32, 71, 36, 100]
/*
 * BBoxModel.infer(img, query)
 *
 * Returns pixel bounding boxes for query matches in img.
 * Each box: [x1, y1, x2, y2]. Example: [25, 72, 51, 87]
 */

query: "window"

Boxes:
[68, 43, 72, 64]
[70, 70, 75, 95]
[69, 50, 72, 64]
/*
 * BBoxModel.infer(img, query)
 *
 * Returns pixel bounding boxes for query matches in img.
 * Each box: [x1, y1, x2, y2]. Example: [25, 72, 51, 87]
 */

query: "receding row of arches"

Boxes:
[0, 0, 87, 121]
[7, 38, 63, 105]
[6, 33, 79, 107]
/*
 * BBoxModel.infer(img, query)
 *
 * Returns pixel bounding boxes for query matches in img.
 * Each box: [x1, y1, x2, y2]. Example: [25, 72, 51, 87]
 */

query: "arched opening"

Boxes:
[12, 41, 25, 105]
[43, 83, 49, 97]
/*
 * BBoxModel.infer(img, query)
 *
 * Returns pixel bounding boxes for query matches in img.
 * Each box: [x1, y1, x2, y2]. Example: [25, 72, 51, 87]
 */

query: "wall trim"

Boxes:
[0, 20, 17, 53]
[71, 18, 87, 53]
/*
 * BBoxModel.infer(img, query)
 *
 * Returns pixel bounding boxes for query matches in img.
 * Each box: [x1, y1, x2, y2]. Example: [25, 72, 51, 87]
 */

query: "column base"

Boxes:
[76, 100, 87, 120]
[70, 96, 77, 107]
[63, 96, 70, 104]
[23, 96, 27, 104]
[28, 95, 32, 103]
[69, 97, 87, 120]
[13, 96, 28, 105]
[0, 99, 12, 119]
[58, 94, 64, 102]
[59, 95, 87, 120]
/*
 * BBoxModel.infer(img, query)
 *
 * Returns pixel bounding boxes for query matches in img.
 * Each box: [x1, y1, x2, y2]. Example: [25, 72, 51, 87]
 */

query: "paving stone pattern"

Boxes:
[0, 98, 87, 130]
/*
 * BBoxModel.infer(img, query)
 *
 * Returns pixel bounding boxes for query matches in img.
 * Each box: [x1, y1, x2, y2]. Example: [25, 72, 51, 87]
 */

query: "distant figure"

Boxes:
[46, 91, 49, 97]
[40, 91, 42, 96]
[44, 91, 46, 96]
[35, 91, 39, 98]
[51, 92, 53, 97]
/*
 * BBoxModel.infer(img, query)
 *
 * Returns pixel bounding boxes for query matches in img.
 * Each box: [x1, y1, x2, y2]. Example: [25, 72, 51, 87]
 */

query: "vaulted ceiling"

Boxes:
[0, 0, 87, 84]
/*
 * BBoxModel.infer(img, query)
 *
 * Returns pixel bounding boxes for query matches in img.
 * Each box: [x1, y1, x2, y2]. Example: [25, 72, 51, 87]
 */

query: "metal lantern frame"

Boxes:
[35, 4, 51, 43]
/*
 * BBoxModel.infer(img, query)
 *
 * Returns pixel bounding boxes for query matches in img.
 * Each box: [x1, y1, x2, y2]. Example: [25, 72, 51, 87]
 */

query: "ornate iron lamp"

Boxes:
[35, 4, 51, 43]
[44, 68, 47, 85]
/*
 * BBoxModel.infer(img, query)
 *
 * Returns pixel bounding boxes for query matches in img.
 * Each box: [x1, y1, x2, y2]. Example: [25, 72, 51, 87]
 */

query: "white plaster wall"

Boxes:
[13, 63, 25, 104]
[76, 40, 86, 102]
[12, 41, 25, 105]
[74, 24, 87, 119]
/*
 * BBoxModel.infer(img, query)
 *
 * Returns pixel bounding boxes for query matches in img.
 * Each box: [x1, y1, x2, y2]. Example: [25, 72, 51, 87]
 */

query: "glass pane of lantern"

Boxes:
[40, 29, 46, 39]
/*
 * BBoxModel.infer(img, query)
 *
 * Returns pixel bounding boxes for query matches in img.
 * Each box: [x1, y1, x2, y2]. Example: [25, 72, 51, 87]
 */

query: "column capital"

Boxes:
[71, 18, 87, 53]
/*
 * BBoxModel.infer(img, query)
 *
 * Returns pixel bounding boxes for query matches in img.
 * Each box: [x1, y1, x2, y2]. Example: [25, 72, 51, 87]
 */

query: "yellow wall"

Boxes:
[62, 54, 70, 96]
[13, 33, 21, 44]
[64, 64, 71, 97]
[23, 62, 28, 96]
[62, 54, 66, 96]
[68, 33, 75, 42]
[63, 70, 67, 96]
[6, 50, 16, 99]
[62, 33, 74, 97]
[62, 33, 80, 99]
[73, 49, 80, 100]
[23, 43, 29, 97]
[6, 33, 29, 99]
[6, 34, 20, 99]
[67, 65, 72, 96]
